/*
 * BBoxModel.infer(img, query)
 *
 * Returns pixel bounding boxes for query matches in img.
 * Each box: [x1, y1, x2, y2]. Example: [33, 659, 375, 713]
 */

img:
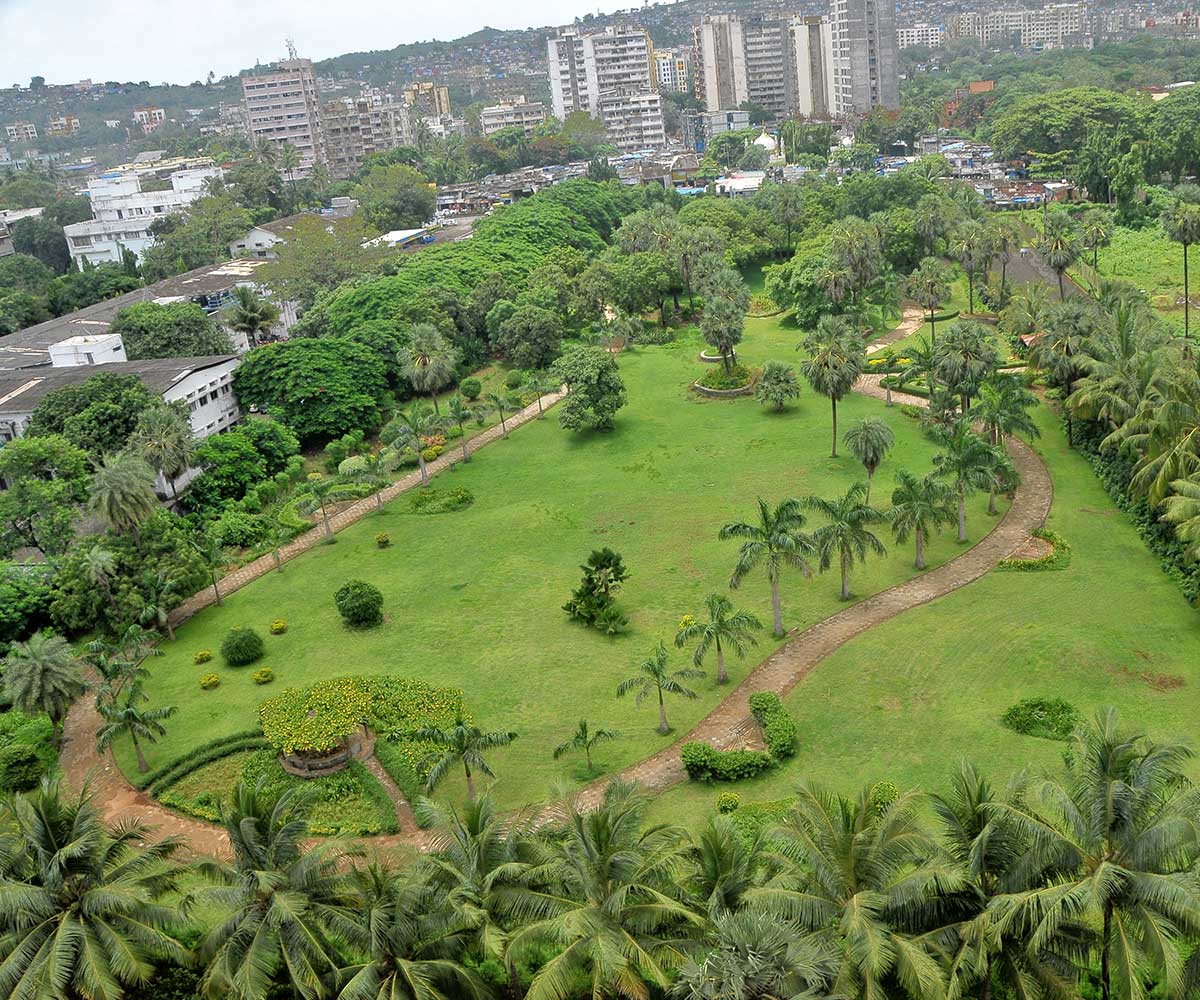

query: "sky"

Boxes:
[0, 0, 634, 87]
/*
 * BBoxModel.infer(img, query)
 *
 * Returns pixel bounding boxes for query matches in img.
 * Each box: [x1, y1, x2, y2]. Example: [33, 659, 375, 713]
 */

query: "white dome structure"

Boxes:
[753, 130, 778, 152]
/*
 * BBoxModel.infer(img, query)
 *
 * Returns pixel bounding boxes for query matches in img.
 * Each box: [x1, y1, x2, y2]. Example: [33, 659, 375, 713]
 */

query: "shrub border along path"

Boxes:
[59, 327, 1053, 857]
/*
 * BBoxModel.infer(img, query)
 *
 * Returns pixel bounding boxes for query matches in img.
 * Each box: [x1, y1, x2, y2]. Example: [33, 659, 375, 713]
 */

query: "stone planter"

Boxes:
[280, 725, 369, 778]
[698, 351, 728, 364]
[692, 379, 756, 398]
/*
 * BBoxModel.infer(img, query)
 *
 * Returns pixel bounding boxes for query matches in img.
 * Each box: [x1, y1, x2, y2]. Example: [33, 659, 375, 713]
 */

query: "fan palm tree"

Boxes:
[416, 716, 518, 802]
[842, 416, 896, 503]
[674, 592, 762, 685]
[799, 315, 866, 457]
[890, 469, 957, 569]
[930, 419, 1002, 542]
[399, 324, 461, 414]
[719, 497, 814, 638]
[617, 640, 704, 735]
[505, 781, 703, 1000]
[1162, 196, 1200, 351]
[90, 451, 158, 542]
[95, 678, 177, 773]
[990, 708, 1200, 1000]
[223, 285, 281, 349]
[192, 780, 360, 1000]
[914, 194, 950, 255]
[905, 257, 954, 346]
[0, 781, 188, 1000]
[974, 373, 1040, 447]
[1000, 281, 1051, 344]
[383, 403, 446, 487]
[339, 450, 396, 512]
[2, 631, 85, 749]
[129, 401, 195, 497]
[805, 482, 888, 600]
[1036, 211, 1082, 302]
[553, 718, 619, 772]
[992, 215, 1022, 304]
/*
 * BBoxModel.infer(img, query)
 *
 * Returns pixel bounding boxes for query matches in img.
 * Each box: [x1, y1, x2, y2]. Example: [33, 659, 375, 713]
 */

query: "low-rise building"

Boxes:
[682, 110, 750, 152]
[0, 221, 12, 259]
[480, 98, 547, 137]
[4, 121, 38, 143]
[133, 106, 166, 133]
[47, 115, 81, 136]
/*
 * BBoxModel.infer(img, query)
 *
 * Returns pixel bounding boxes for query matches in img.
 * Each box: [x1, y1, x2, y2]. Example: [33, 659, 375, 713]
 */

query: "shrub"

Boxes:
[193, 650, 213, 664]
[899, 404, 924, 419]
[139, 729, 268, 792]
[870, 780, 900, 815]
[420, 446, 439, 462]
[1001, 697, 1081, 741]
[252, 667, 274, 685]
[632, 325, 674, 345]
[716, 791, 741, 814]
[334, 579, 384, 628]
[459, 377, 482, 400]
[564, 547, 629, 632]
[504, 369, 525, 389]
[747, 692, 798, 758]
[269, 618, 287, 635]
[260, 677, 372, 754]
[408, 487, 474, 514]
[697, 363, 755, 391]
[996, 529, 1072, 572]
[376, 532, 391, 548]
[199, 673, 220, 690]
[680, 742, 773, 782]
[729, 799, 793, 843]
[0, 743, 47, 792]
[221, 626, 265, 666]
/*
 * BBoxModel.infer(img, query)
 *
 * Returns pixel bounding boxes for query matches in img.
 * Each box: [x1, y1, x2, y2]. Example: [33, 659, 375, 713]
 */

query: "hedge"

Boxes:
[747, 692, 798, 759]
[680, 742, 773, 782]
[996, 528, 1072, 572]
[135, 728, 265, 791]
[372, 738, 434, 827]
[148, 736, 272, 797]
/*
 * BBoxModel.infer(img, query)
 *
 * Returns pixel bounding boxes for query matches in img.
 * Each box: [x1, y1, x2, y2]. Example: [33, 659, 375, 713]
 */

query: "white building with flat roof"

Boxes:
[480, 98, 547, 137]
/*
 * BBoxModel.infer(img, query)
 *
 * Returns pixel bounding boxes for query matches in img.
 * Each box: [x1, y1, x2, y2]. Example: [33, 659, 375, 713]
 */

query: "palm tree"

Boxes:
[991, 708, 1200, 1000]
[95, 679, 177, 772]
[1080, 207, 1115, 273]
[948, 220, 995, 315]
[276, 141, 302, 209]
[2, 632, 85, 749]
[1031, 299, 1096, 443]
[799, 315, 866, 457]
[617, 640, 704, 735]
[914, 193, 950, 255]
[1036, 211, 1082, 302]
[484, 392, 517, 439]
[1162, 197, 1200, 353]
[339, 450, 396, 512]
[416, 716, 518, 802]
[138, 567, 182, 641]
[1000, 281, 1050, 344]
[505, 781, 703, 1000]
[930, 419, 1001, 542]
[934, 321, 1003, 411]
[192, 533, 226, 606]
[129, 401, 195, 497]
[445, 394, 474, 462]
[905, 256, 954, 346]
[991, 215, 1022, 304]
[223, 285, 281, 349]
[90, 451, 158, 541]
[719, 497, 814, 638]
[553, 718, 619, 772]
[527, 373, 558, 419]
[0, 781, 188, 999]
[399, 324, 461, 414]
[383, 403, 445, 487]
[83, 544, 120, 613]
[974, 373, 1040, 447]
[805, 482, 888, 600]
[889, 469, 957, 569]
[842, 416, 895, 503]
[192, 780, 360, 1000]
[755, 360, 801, 411]
[674, 592, 762, 685]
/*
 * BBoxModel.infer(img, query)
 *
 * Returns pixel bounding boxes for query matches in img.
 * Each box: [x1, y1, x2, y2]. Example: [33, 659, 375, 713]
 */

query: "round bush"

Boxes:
[504, 369, 525, 390]
[1001, 697, 1081, 741]
[870, 780, 900, 815]
[269, 619, 287, 635]
[193, 649, 213, 665]
[252, 667, 275, 685]
[716, 791, 741, 814]
[459, 377, 482, 400]
[0, 744, 46, 792]
[334, 579, 384, 628]
[375, 532, 391, 549]
[221, 626, 265, 666]
[200, 673, 220, 690]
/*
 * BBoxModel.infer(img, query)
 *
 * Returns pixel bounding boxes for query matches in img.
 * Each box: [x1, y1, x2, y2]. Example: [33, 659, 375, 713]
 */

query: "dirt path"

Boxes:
[59, 335, 1054, 855]
[866, 304, 925, 354]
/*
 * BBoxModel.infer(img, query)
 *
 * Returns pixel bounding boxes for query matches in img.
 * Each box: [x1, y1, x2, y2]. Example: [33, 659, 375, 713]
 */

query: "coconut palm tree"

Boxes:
[95, 679, 177, 773]
[930, 419, 1002, 542]
[339, 450, 396, 512]
[223, 285, 281, 349]
[138, 567, 183, 641]
[90, 451, 158, 541]
[399, 324, 461, 414]
[129, 401, 195, 497]
[83, 544, 120, 613]
[1079, 207, 1115, 273]
[276, 142, 302, 209]
[804, 482, 888, 600]
[1032, 299, 1100, 444]
[889, 469, 957, 569]
[0, 781, 188, 999]
[484, 392, 517, 439]
[445, 394, 474, 461]
[934, 321, 1004, 412]
[1162, 195, 1200, 351]
[974, 373, 1040, 447]
[991, 708, 1200, 1000]
[416, 716, 518, 802]
[799, 315, 866, 457]
[192, 780, 360, 1000]
[617, 640, 704, 735]
[719, 497, 814, 638]
[383, 403, 446, 487]
[2, 631, 85, 749]
[685, 814, 772, 919]
[905, 257, 954, 346]
[553, 718, 619, 773]
[842, 416, 896, 503]
[948, 219, 996, 315]
[674, 592, 762, 685]
[1036, 211, 1082, 302]
[1117, 363, 1200, 504]
[1161, 477, 1200, 558]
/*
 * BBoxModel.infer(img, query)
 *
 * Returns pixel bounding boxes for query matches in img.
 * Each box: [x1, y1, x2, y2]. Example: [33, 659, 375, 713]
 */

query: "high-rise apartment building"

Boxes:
[896, 23, 946, 48]
[321, 93, 413, 179]
[653, 48, 693, 93]
[403, 82, 452, 117]
[789, 16, 835, 117]
[829, 0, 900, 116]
[242, 59, 326, 176]
[546, 26, 665, 151]
[480, 98, 548, 137]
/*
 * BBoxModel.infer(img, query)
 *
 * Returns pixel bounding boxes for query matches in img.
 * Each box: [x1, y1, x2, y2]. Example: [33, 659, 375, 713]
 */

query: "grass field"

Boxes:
[120, 315, 1003, 812]
[1089, 225, 1187, 333]
[644, 401, 1200, 829]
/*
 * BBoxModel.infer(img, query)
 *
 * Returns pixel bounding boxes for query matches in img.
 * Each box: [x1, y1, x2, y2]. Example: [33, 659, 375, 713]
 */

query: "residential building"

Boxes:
[789, 15, 835, 117]
[653, 48, 692, 93]
[694, 14, 751, 113]
[595, 91, 666, 151]
[0, 221, 12, 259]
[63, 162, 222, 267]
[321, 93, 413, 179]
[47, 115, 81, 136]
[947, 4, 1087, 48]
[896, 23, 946, 48]
[829, 0, 900, 115]
[133, 106, 166, 133]
[480, 97, 547, 137]
[403, 82, 452, 117]
[5, 122, 38, 143]
[682, 109, 751, 151]
[242, 59, 326, 176]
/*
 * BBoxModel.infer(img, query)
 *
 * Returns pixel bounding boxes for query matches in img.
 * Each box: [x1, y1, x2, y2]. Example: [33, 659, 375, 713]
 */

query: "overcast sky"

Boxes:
[0, 0, 634, 87]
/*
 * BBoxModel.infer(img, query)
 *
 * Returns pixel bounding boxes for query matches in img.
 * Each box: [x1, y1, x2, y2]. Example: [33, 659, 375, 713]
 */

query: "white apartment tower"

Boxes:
[790, 16, 835, 117]
[829, 0, 900, 116]
[242, 58, 326, 176]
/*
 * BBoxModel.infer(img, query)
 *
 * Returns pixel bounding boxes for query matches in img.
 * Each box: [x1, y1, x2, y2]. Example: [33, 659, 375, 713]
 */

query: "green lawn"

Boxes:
[1088, 225, 1187, 334]
[644, 401, 1200, 830]
[121, 316, 1002, 813]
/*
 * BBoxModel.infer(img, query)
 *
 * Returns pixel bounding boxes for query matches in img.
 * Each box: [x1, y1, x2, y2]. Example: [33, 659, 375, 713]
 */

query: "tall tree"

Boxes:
[930, 419, 1001, 542]
[399, 324, 461, 414]
[416, 716, 518, 802]
[1162, 195, 1200, 352]
[674, 593, 762, 685]
[1036, 211, 1082, 302]
[720, 497, 814, 638]
[2, 631, 85, 749]
[889, 469, 956, 569]
[617, 640, 704, 735]
[805, 482, 888, 600]
[223, 285, 281, 349]
[905, 257, 954, 346]
[95, 678, 177, 773]
[842, 416, 896, 503]
[948, 220, 995, 315]
[1080, 207, 1115, 273]
[974, 373, 1040, 448]
[799, 315, 866, 458]
[128, 401, 195, 497]
[934, 321, 1003, 412]
[89, 451, 158, 541]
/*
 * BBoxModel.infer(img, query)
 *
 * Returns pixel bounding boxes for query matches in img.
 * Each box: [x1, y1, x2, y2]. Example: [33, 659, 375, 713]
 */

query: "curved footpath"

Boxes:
[59, 319, 1054, 857]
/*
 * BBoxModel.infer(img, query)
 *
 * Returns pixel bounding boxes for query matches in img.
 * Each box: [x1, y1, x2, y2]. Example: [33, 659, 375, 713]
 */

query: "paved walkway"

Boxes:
[59, 331, 1055, 856]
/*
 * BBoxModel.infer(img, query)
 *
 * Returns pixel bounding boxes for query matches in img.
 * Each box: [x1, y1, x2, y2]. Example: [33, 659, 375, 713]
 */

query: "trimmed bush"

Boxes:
[504, 369, 525, 390]
[193, 650, 213, 664]
[1001, 697, 1081, 741]
[138, 729, 268, 792]
[697, 363, 755, 391]
[408, 487, 474, 515]
[747, 692, 798, 759]
[680, 741, 773, 782]
[334, 579, 384, 628]
[200, 673, 220, 690]
[870, 780, 900, 815]
[0, 743, 47, 792]
[221, 626, 264, 666]
[376, 532, 391, 549]
[348, 759, 400, 835]
[996, 529, 1072, 572]
[252, 668, 274, 685]
[716, 791, 741, 814]
[269, 619, 287, 635]
[459, 377, 482, 400]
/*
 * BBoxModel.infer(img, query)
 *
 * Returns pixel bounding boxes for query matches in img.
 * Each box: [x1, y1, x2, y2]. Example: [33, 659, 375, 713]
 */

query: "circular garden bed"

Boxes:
[692, 363, 758, 398]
